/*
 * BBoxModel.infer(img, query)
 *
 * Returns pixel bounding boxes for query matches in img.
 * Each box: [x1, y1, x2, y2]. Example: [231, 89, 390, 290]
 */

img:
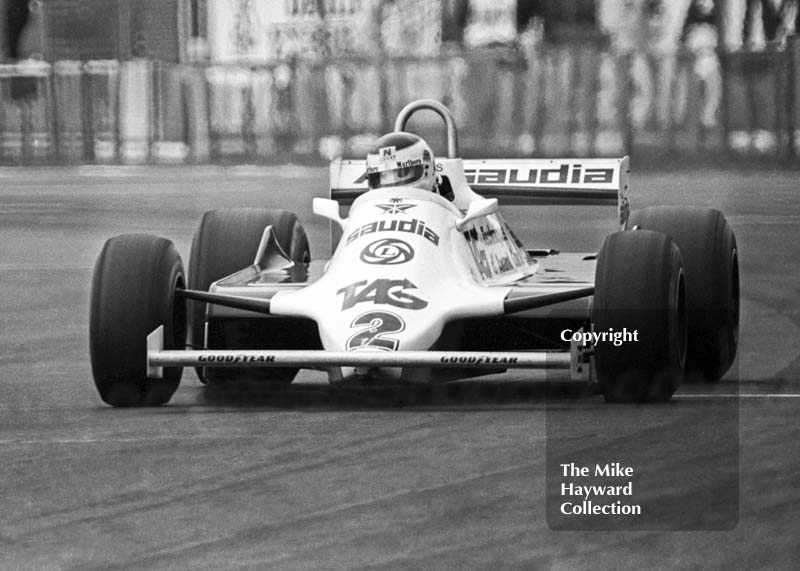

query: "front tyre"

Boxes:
[593, 230, 687, 403]
[628, 207, 739, 382]
[90, 234, 186, 407]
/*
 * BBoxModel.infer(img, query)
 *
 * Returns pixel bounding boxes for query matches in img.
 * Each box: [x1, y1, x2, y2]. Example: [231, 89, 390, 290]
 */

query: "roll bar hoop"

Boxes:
[393, 99, 459, 159]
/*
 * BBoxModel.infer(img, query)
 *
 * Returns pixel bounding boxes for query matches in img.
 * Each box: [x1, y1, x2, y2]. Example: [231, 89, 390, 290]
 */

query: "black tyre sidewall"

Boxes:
[628, 206, 739, 381]
[593, 230, 687, 403]
[90, 234, 186, 407]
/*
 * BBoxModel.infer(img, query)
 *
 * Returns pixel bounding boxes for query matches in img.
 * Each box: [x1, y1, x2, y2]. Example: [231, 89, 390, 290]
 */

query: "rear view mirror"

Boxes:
[455, 198, 499, 230]
[313, 198, 346, 229]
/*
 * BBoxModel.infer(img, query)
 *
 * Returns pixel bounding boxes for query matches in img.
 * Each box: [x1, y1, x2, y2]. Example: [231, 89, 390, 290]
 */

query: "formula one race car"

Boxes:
[89, 99, 739, 407]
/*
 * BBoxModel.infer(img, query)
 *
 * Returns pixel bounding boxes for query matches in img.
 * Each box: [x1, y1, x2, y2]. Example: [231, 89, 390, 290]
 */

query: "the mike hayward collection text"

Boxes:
[559, 462, 642, 516]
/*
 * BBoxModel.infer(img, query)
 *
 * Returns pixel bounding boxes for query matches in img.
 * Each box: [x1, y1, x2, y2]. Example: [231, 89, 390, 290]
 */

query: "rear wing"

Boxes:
[330, 156, 631, 229]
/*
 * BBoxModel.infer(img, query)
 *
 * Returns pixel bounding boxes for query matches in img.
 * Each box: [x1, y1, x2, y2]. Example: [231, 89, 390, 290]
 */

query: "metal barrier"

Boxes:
[0, 60, 52, 162]
[0, 46, 798, 165]
[53, 60, 84, 161]
[84, 60, 119, 162]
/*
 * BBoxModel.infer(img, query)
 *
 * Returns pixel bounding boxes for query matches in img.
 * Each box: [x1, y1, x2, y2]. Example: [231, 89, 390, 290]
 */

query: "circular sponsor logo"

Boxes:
[360, 238, 414, 265]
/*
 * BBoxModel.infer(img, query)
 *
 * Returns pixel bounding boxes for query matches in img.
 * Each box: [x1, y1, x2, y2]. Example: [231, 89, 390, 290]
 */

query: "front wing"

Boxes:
[146, 327, 592, 383]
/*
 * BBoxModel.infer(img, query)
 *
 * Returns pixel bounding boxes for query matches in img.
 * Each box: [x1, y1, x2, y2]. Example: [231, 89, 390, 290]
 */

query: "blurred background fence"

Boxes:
[0, 0, 799, 164]
[2, 41, 799, 165]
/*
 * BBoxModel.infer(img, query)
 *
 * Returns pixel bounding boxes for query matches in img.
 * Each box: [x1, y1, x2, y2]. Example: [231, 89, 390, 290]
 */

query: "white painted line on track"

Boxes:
[675, 394, 800, 398]
[726, 214, 800, 225]
[0, 164, 322, 181]
[0, 263, 93, 271]
[0, 436, 248, 445]
[77, 166, 144, 177]
[0, 439, 149, 444]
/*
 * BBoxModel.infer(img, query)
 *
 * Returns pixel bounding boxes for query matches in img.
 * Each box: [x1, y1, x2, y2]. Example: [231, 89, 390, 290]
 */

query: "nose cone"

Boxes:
[314, 195, 451, 352]
[269, 191, 507, 358]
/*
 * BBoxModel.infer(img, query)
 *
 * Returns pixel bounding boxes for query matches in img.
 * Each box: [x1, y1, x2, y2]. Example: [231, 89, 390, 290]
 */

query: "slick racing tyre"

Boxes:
[187, 208, 310, 387]
[628, 207, 739, 382]
[90, 234, 186, 407]
[593, 230, 687, 403]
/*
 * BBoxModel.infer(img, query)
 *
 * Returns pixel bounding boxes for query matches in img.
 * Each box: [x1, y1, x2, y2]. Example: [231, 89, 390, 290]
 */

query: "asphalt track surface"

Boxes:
[0, 165, 798, 569]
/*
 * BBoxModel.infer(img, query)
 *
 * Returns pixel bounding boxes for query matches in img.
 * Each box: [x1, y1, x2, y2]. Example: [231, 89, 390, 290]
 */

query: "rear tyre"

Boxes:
[90, 234, 186, 407]
[187, 208, 310, 387]
[628, 207, 739, 382]
[593, 230, 687, 403]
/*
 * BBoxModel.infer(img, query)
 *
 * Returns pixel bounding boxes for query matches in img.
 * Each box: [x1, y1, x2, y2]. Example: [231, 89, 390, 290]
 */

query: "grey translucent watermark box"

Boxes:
[546, 345, 739, 531]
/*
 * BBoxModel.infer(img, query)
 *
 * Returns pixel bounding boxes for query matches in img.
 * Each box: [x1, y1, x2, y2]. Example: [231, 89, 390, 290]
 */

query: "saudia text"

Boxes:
[465, 164, 613, 186]
[346, 218, 439, 246]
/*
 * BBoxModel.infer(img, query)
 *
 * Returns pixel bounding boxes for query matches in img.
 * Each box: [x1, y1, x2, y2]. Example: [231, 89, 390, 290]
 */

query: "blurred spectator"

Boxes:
[742, 0, 798, 49]
[599, 1, 692, 133]
[720, 0, 798, 50]
[458, 0, 521, 150]
[4, 0, 41, 100]
[4, 0, 31, 60]
[681, 0, 722, 132]
[380, 0, 442, 56]
[442, 0, 469, 46]
[527, 0, 607, 45]
[326, 0, 443, 155]
[683, 0, 718, 40]
[462, 0, 518, 49]
[516, 1, 611, 154]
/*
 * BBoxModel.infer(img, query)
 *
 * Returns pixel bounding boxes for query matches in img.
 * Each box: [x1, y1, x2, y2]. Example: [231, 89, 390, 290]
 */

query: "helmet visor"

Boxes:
[367, 165, 424, 188]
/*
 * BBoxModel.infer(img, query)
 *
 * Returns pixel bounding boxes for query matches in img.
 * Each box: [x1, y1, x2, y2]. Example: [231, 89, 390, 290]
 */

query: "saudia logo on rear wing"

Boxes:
[351, 162, 615, 188]
[464, 163, 614, 187]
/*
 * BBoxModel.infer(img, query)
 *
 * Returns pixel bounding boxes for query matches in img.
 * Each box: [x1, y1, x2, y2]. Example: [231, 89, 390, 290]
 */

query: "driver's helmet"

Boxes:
[365, 132, 435, 191]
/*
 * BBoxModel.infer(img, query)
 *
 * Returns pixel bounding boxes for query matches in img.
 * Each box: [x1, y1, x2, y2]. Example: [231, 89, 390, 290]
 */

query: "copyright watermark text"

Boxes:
[560, 328, 639, 347]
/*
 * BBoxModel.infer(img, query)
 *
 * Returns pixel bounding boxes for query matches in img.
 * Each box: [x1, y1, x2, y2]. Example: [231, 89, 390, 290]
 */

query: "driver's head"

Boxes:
[366, 132, 435, 191]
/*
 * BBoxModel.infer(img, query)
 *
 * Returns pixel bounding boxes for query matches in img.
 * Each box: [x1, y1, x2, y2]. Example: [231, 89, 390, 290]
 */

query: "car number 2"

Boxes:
[346, 311, 405, 351]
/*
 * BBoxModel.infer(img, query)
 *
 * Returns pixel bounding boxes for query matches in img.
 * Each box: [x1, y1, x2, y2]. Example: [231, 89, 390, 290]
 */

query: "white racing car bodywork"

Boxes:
[147, 100, 630, 386]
